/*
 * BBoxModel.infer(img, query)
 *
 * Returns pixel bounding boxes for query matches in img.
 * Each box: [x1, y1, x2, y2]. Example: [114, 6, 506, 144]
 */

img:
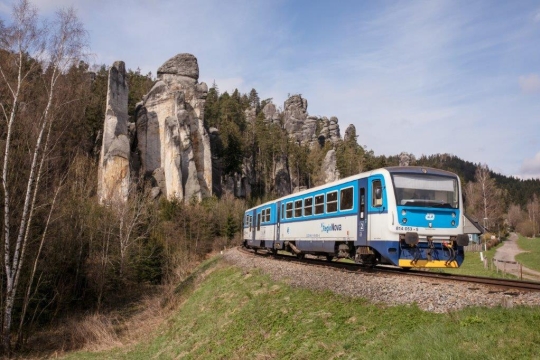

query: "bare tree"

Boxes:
[527, 194, 539, 237]
[506, 204, 524, 230]
[0, 0, 87, 353]
[464, 165, 504, 231]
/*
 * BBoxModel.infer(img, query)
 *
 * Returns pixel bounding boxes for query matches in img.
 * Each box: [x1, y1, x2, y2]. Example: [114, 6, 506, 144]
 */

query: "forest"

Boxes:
[0, 0, 539, 356]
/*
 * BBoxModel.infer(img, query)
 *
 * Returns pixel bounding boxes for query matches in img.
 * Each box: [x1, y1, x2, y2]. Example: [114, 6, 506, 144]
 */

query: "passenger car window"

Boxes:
[286, 202, 293, 219]
[294, 200, 302, 217]
[372, 180, 383, 207]
[340, 187, 353, 211]
[326, 191, 337, 213]
[315, 194, 324, 214]
[304, 197, 313, 216]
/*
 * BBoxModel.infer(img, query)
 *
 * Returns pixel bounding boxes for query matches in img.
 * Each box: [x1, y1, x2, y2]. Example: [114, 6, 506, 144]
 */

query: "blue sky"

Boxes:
[1, 0, 539, 178]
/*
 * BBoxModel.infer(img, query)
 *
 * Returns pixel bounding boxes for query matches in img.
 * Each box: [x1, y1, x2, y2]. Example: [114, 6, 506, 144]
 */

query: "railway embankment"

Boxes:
[224, 248, 540, 313]
[59, 250, 540, 359]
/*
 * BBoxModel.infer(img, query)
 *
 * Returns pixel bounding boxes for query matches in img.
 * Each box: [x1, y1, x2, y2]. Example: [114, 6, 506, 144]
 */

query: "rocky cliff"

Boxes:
[97, 61, 130, 204]
[136, 53, 211, 202]
[281, 94, 341, 147]
[98, 54, 212, 204]
[98, 56, 355, 203]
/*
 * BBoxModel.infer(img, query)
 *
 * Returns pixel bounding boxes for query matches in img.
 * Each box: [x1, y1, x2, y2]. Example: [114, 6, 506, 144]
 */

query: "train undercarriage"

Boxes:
[244, 237, 465, 269]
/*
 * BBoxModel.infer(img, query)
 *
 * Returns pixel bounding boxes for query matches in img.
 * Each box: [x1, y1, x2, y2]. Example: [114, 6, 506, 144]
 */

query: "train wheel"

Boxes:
[326, 255, 334, 262]
[296, 253, 305, 260]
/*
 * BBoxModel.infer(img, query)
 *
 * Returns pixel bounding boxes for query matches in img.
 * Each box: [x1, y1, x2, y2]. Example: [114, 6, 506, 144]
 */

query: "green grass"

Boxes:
[435, 242, 517, 279]
[516, 235, 540, 272]
[62, 257, 540, 360]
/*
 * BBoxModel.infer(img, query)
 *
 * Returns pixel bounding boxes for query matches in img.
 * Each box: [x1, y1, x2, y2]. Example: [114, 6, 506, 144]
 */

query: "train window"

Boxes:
[257, 213, 261, 231]
[340, 187, 353, 211]
[360, 188, 365, 219]
[294, 200, 303, 217]
[265, 208, 271, 222]
[281, 204, 285, 219]
[304, 197, 313, 216]
[315, 194, 324, 214]
[372, 180, 383, 207]
[286, 202, 293, 219]
[327, 191, 338, 213]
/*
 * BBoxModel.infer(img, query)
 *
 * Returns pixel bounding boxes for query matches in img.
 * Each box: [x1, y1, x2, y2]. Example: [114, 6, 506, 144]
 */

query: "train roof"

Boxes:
[245, 166, 459, 212]
[384, 166, 459, 177]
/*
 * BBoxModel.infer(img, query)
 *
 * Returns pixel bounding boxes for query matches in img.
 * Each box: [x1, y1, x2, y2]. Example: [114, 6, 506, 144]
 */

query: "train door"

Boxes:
[357, 178, 368, 246]
[251, 209, 256, 243]
[276, 201, 281, 242]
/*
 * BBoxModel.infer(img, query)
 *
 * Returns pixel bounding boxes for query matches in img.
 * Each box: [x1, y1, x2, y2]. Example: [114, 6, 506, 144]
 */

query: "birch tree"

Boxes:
[0, 0, 87, 353]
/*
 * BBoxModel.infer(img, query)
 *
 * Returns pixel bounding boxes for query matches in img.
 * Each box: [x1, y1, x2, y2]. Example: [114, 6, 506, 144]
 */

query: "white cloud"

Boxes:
[519, 74, 540, 93]
[519, 152, 540, 179]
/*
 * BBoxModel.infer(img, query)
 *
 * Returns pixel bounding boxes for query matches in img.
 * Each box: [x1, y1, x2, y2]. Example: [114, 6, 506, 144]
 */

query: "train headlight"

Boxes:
[451, 220, 456, 226]
[402, 218, 407, 224]
[452, 212, 456, 218]
[401, 210, 407, 216]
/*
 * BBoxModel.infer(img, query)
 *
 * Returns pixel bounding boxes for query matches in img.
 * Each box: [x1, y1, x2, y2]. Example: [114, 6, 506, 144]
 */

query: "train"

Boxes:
[243, 166, 470, 268]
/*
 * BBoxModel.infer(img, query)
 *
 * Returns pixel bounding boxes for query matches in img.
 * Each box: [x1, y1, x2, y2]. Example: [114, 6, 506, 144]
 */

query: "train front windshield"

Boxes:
[392, 174, 459, 209]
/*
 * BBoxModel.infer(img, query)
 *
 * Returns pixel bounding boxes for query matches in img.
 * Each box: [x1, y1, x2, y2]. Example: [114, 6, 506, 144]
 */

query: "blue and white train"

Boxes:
[243, 166, 470, 268]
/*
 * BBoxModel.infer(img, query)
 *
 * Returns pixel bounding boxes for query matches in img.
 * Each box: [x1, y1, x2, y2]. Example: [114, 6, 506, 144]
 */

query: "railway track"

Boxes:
[238, 246, 540, 292]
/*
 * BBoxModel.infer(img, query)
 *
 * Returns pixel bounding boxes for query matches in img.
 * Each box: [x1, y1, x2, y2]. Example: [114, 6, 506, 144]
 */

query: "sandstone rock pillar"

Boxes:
[98, 61, 130, 204]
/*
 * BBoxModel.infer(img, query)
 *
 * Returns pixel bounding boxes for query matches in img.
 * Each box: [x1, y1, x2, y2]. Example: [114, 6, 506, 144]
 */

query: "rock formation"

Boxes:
[322, 149, 340, 184]
[399, 152, 416, 167]
[261, 102, 280, 125]
[98, 61, 130, 204]
[281, 94, 342, 148]
[343, 124, 357, 142]
[135, 53, 212, 202]
[98, 54, 212, 204]
[98, 56, 357, 203]
[283, 95, 309, 142]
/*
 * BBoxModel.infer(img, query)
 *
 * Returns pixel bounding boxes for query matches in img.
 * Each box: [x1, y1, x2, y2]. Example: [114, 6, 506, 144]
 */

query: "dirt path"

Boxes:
[493, 233, 540, 281]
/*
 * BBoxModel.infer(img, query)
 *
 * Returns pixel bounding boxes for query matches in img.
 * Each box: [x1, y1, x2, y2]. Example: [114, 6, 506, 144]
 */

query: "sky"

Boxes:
[1, 0, 539, 179]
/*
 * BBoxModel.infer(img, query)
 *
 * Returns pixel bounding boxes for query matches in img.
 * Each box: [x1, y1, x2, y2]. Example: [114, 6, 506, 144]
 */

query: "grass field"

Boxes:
[434, 242, 517, 278]
[516, 235, 540, 272]
[62, 256, 540, 360]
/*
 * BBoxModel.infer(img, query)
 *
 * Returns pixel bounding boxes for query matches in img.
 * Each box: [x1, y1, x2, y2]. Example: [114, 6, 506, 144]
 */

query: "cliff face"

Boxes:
[97, 61, 130, 204]
[98, 57, 354, 204]
[136, 54, 211, 202]
[282, 94, 341, 148]
[217, 94, 346, 199]
[98, 54, 212, 204]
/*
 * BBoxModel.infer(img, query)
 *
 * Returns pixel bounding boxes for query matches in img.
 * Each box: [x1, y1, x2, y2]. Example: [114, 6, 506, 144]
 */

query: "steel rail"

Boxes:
[238, 246, 540, 292]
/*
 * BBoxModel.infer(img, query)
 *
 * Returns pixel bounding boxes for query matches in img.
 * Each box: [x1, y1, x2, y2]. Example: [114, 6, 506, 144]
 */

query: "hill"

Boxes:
[59, 253, 540, 359]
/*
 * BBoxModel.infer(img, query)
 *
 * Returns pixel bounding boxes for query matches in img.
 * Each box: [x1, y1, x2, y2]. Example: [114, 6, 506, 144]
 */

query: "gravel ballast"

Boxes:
[223, 248, 540, 313]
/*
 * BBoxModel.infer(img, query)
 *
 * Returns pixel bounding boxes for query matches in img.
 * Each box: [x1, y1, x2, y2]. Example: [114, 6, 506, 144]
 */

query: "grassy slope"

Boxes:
[516, 235, 540, 272]
[64, 256, 540, 360]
